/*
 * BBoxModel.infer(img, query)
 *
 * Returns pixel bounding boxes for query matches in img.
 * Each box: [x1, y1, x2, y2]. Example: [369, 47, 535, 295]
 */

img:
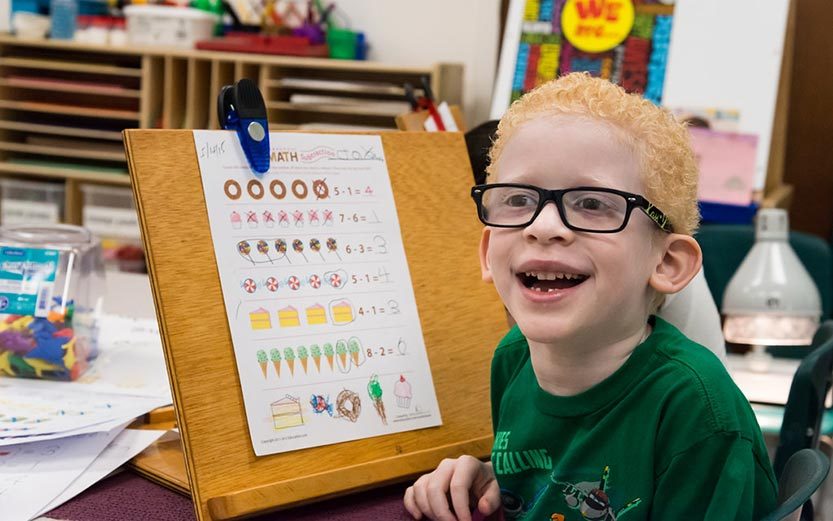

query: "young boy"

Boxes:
[404, 74, 777, 521]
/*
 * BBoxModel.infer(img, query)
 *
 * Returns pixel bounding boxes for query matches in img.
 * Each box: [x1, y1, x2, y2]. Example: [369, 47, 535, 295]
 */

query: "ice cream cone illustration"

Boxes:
[323, 343, 335, 371]
[348, 337, 361, 367]
[310, 344, 322, 372]
[256, 349, 268, 378]
[298, 345, 309, 374]
[367, 374, 387, 425]
[270, 348, 281, 378]
[284, 347, 296, 376]
[336, 340, 348, 369]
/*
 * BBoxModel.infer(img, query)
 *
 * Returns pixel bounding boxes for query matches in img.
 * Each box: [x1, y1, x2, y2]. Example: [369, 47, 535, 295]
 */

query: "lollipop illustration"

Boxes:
[309, 238, 325, 260]
[292, 239, 308, 261]
[326, 237, 341, 260]
[275, 239, 290, 264]
[237, 241, 254, 264]
[367, 375, 387, 425]
[256, 240, 273, 263]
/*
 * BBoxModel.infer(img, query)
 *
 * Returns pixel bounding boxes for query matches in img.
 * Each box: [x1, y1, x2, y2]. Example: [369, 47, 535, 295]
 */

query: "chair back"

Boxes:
[773, 320, 833, 478]
[760, 448, 830, 521]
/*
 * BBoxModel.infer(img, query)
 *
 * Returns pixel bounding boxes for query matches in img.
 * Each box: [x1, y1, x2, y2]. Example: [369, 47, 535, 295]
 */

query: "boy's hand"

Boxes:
[403, 456, 501, 521]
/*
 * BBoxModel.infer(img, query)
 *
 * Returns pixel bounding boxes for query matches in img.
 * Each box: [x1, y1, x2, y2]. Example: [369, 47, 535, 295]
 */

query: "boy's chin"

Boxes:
[513, 316, 579, 345]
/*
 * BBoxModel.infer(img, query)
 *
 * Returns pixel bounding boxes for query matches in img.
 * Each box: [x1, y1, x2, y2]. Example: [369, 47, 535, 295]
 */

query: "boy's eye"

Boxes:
[574, 196, 606, 211]
[503, 193, 538, 207]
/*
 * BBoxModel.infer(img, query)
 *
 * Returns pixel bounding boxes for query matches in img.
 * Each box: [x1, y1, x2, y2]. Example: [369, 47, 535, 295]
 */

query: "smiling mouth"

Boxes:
[519, 271, 589, 292]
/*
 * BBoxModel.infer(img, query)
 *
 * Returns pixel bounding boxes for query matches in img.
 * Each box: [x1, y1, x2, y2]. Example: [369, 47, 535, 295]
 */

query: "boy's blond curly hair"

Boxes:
[487, 73, 700, 236]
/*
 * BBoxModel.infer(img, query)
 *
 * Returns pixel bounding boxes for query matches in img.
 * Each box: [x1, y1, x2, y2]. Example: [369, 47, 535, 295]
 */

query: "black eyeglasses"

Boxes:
[470, 183, 674, 233]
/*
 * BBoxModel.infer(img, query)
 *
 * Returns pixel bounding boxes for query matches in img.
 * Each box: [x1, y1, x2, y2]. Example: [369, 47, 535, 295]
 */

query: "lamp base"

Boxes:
[746, 344, 773, 372]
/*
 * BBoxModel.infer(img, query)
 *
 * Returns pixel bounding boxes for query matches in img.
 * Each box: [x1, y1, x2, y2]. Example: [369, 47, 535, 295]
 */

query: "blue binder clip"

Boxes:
[218, 78, 270, 176]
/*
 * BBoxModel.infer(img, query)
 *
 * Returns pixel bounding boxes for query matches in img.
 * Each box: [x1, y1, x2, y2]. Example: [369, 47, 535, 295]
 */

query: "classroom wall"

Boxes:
[333, 0, 501, 127]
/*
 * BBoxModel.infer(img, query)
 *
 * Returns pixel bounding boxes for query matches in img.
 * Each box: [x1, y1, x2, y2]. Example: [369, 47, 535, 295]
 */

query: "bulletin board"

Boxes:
[491, 0, 795, 201]
[123, 130, 508, 520]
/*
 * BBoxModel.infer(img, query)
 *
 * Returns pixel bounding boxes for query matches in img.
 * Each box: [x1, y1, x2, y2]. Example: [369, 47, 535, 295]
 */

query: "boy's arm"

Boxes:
[651, 432, 777, 520]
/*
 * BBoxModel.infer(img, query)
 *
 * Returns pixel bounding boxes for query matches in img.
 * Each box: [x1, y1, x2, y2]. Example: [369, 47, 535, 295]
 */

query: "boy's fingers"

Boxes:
[403, 486, 423, 519]
[425, 459, 460, 521]
[413, 476, 437, 520]
[476, 480, 502, 515]
[448, 457, 481, 521]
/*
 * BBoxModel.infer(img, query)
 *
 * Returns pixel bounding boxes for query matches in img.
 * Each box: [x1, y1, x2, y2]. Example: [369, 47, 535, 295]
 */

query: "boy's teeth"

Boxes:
[525, 271, 581, 280]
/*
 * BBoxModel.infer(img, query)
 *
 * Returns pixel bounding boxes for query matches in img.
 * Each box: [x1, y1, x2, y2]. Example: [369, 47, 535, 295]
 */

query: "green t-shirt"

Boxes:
[490, 316, 777, 520]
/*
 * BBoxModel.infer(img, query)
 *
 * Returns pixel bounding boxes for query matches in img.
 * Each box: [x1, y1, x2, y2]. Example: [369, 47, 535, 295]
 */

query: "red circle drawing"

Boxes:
[243, 278, 257, 293]
[265, 277, 279, 292]
[329, 273, 342, 288]
[288, 276, 301, 290]
[309, 275, 321, 289]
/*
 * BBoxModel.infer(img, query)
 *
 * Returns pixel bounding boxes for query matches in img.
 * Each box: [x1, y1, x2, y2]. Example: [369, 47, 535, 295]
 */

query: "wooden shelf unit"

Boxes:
[0, 35, 463, 224]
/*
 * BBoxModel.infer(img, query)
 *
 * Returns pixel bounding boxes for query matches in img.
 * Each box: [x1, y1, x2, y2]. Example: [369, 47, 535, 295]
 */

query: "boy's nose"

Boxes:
[523, 201, 575, 243]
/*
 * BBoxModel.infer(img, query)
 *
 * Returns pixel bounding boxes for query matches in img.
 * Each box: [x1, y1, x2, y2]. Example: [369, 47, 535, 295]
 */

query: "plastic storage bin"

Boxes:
[123, 5, 218, 48]
[80, 184, 144, 272]
[0, 224, 104, 380]
[0, 178, 65, 226]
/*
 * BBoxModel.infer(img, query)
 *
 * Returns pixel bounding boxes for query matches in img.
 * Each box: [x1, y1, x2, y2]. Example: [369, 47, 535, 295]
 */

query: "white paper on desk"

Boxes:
[194, 131, 442, 456]
[0, 379, 169, 440]
[70, 314, 171, 401]
[35, 428, 166, 517]
[0, 424, 124, 521]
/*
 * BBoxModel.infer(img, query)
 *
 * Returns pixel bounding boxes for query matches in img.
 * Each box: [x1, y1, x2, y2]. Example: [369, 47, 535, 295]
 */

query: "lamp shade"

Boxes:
[722, 208, 821, 345]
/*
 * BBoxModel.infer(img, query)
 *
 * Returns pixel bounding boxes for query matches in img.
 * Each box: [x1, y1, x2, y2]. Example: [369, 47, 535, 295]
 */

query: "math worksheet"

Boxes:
[194, 131, 441, 456]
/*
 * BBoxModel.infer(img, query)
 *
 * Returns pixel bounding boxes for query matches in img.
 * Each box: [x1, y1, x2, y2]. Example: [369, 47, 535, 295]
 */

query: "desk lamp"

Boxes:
[722, 208, 821, 370]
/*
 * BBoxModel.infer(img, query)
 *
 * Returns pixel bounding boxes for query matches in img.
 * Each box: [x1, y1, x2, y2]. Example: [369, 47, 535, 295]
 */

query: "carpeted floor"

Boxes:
[42, 470, 415, 521]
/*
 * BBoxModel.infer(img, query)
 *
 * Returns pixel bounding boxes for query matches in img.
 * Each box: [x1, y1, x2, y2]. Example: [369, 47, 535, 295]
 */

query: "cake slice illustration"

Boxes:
[270, 348, 281, 378]
[305, 304, 327, 325]
[249, 308, 271, 330]
[394, 375, 412, 408]
[256, 349, 268, 378]
[310, 344, 322, 372]
[271, 395, 304, 430]
[330, 300, 354, 324]
[278, 305, 300, 328]
[284, 347, 296, 376]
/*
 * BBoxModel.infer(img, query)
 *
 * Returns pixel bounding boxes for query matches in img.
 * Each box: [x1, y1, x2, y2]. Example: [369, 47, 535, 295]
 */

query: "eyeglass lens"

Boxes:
[481, 186, 629, 230]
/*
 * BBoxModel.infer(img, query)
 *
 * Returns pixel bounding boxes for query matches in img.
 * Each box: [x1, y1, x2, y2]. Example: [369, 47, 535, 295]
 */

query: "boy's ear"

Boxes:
[649, 234, 702, 294]
[479, 228, 494, 282]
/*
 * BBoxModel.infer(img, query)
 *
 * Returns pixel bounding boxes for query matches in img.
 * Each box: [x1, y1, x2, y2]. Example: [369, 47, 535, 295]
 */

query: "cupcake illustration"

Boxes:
[394, 375, 412, 408]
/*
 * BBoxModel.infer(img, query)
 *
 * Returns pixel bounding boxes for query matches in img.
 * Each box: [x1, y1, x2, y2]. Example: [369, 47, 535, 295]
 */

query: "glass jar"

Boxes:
[0, 224, 104, 380]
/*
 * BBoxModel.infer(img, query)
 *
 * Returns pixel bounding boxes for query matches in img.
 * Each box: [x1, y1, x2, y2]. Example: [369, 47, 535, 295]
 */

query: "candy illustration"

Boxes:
[292, 239, 308, 261]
